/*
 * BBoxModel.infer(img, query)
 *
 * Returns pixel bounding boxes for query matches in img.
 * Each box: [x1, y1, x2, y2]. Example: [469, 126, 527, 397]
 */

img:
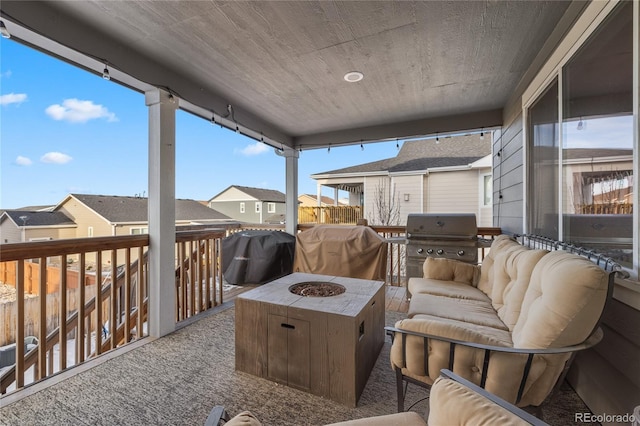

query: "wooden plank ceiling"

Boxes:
[0, 1, 577, 149]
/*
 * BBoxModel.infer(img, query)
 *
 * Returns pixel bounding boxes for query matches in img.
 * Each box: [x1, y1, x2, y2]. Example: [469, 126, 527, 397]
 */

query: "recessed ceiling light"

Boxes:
[344, 71, 364, 83]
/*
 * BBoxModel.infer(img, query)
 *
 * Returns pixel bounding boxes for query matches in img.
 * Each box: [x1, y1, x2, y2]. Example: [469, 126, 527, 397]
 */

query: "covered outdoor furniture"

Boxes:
[293, 225, 387, 281]
[221, 230, 295, 285]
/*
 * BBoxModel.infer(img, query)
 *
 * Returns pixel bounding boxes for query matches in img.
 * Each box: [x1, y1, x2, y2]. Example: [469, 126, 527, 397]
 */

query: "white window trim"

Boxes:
[255, 202, 261, 213]
[88, 226, 94, 237]
[267, 202, 276, 213]
[481, 173, 492, 207]
[240, 202, 245, 213]
[130, 227, 149, 235]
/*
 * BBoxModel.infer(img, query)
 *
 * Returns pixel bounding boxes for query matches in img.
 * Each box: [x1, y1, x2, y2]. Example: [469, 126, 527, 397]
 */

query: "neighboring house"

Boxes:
[297, 194, 339, 207]
[208, 185, 286, 224]
[0, 210, 76, 244]
[311, 133, 493, 226]
[56, 193, 231, 238]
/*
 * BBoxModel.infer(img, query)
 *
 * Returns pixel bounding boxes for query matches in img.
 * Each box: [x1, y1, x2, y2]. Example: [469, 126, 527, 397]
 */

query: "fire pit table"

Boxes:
[235, 273, 385, 407]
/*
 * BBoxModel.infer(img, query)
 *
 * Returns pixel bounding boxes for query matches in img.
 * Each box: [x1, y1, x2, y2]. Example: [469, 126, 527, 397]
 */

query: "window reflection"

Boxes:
[561, 2, 633, 266]
[528, 79, 559, 238]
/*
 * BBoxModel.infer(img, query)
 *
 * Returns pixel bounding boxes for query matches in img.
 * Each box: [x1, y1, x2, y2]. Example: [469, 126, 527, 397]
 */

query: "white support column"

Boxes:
[334, 187, 339, 206]
[316, 182, 322, 207]
[282, 148, 299, 235]
[145, 88, 178, 338]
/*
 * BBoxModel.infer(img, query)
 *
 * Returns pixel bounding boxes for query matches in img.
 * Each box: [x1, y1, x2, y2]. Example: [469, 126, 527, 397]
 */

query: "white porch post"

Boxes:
[316, 182, 322, 207]
[145, 88, 177, 338]
[284, 148, 299, 235]
[334, 187, 339, 206]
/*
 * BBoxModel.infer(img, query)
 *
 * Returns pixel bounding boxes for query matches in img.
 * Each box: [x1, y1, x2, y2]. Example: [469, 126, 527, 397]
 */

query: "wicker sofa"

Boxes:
[387, 234, 625, 410]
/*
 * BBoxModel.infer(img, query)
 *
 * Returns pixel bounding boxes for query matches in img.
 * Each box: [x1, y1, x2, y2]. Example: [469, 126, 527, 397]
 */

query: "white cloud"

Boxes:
[41, 152, 73, 164]
[45, 98, 118, 123]
[236, 142, 269, 156]
[15, 156, 33, 166]
[1, 70, 13, 78]
[1, 93, 27, 106]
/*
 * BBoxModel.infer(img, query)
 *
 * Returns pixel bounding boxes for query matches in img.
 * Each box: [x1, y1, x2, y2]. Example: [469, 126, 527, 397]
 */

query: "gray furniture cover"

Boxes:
[222, 230, 295, 284]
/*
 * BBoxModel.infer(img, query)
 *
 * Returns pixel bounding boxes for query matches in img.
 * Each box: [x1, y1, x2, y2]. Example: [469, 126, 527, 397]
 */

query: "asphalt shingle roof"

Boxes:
[211, 185, 286, 203]
[69, 194, 230, 223]
[314, 133, 490, 176]
[3, 210, 75, 227]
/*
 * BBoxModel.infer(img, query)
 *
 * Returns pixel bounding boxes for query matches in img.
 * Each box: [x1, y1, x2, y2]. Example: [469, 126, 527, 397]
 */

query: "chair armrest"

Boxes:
[385, 326, 603, 356]
[204, 406, 230, 426]
[385, 325, 603, 405]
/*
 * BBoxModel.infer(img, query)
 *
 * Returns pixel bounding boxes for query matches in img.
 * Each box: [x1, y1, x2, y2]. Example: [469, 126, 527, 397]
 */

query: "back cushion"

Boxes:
[512, 251, 609, 348]
[492, 248, 548, 330]
[477, 235, 523, 296]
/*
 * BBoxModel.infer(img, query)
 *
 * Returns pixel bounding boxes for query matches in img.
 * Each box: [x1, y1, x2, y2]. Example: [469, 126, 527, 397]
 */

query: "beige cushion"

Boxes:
[476, 235, 523, 296]
[428, 377, 531, 426]
[226, 411, 262, 426]
[422, 257, 480, 285]
[408, 278, 491, 302]
[390, 316, 512, 385]
[325, 412, 426, 426]
[513, 250, 608, 348]
[491, 247, 548, 330]
[408, 294, 508, 330]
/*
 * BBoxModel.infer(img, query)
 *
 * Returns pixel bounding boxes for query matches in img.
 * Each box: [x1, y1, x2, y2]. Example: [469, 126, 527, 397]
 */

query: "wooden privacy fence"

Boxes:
[578, 203, 633, 214]
[0, 261, 97, 295]
[298, 206, 362, 224]
[0, 285, 99, 348]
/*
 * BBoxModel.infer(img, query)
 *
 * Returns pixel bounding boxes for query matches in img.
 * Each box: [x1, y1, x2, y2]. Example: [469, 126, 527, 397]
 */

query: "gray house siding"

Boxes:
[567, 298, 640, 421]
[501, 96, 640, 426]
[209, 200, 260, 224]
[260, 201, 286, 222]
[492, 115, 524, 234]
[496, 2, 640, 416]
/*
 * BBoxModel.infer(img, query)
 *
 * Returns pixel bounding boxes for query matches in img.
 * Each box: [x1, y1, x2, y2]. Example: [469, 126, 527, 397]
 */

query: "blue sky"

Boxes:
[0, 38, 403, 209]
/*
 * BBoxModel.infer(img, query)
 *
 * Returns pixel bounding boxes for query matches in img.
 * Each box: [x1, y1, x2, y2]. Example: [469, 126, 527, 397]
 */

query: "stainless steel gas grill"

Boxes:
[405, 213, 480, 280]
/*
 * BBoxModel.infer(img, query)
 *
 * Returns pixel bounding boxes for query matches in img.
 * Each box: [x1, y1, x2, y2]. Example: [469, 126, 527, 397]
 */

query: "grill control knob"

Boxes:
[417, 248, 424, 254]
[436, 249, 444, 255]
[426, 248, 434, 254]
[457, 250, 465, 256]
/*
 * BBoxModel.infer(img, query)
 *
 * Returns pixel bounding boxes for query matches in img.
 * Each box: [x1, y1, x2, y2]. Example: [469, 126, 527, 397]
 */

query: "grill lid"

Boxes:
[406, 213, 477, 239]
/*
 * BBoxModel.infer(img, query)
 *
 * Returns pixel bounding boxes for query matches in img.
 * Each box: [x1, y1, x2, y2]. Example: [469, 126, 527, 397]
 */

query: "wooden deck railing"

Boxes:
[298, 206, 362, 224]
[0, 225, 500, 396]
[0, 229, 227, 396]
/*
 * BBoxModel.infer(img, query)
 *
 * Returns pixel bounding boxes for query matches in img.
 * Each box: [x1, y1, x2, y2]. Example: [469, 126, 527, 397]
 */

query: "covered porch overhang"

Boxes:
[2, 1, 618, 417]
[1, 0, 583, 339]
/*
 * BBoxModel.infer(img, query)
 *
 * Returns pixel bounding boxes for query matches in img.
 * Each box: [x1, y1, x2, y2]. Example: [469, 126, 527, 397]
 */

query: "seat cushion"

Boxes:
[390, 315, 512, 386]
[325, 412, 426, 426]
[410, 314, 514, 347]
[408, 278, 491, 302]
[226, 411, 262, 426]
[428, 376, 531, 426]
[408, 294, 508, 330]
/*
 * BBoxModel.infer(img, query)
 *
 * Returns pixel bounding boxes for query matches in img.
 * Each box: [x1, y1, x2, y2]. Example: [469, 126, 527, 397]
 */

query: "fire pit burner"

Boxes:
[289, 281, 346, 297]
